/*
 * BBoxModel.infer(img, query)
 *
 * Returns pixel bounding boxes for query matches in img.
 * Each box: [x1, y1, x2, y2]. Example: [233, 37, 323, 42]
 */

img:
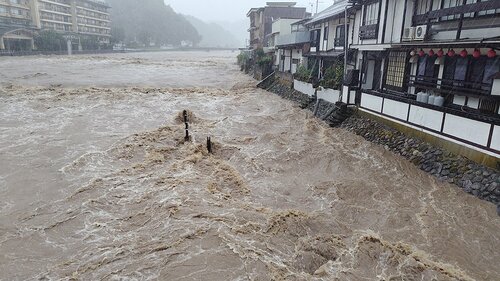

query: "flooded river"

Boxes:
[0, 51, 499, 280]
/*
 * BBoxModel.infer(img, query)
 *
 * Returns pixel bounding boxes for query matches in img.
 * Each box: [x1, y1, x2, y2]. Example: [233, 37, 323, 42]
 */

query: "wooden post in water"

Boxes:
[207, 137, 212, 154]
[183, 110, 190, 142]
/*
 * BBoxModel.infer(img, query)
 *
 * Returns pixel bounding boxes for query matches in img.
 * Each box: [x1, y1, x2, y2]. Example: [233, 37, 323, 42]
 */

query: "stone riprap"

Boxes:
[340, 115, 500, 206]
[267, 81, 500, 211]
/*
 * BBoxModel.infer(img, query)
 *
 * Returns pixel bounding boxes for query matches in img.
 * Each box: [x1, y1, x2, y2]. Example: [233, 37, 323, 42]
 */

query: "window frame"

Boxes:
[363, 1, 380, 26]
[384, 51, 409, 91]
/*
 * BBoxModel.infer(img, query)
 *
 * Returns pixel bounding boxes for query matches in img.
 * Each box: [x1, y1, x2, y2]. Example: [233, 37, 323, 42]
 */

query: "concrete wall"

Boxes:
[318, 88, 341, 103]
[359, 91, 499, 159]
[294, 79, 315, 97]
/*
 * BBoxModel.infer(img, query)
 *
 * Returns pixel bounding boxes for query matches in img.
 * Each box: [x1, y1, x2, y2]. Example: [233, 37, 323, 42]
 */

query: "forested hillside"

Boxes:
[106, 0, 200, 47]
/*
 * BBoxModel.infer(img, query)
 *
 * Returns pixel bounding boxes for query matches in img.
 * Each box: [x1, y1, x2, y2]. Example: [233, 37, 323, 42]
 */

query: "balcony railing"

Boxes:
[408, 75, 498, 101]
[276, 31, 310, 47]
[413, 1, 500, 25]
[359, 24, 378, 40]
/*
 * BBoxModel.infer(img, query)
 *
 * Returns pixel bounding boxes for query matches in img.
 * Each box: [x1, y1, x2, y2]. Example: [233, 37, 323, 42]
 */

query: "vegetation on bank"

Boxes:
[320, 64, 344, 90]
[294, 65, 312, 83]
[33, 30, 108, 52]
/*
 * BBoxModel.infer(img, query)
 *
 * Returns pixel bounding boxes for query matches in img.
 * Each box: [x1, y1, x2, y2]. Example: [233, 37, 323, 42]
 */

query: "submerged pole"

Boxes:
[207, 137, 212, 154]
[184, 110, 190, 142]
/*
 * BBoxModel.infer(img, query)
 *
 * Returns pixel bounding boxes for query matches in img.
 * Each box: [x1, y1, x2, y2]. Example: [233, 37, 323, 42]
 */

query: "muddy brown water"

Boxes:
[0, 51, 499, 280]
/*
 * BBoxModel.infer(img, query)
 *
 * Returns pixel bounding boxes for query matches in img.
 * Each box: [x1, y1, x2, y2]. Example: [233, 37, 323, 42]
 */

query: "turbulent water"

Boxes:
[0, 51, 499, 281]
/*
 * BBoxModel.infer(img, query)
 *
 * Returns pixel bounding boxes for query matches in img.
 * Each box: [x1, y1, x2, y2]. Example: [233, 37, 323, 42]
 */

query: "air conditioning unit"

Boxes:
[402, 27, 415, 41]
[414, 25, 427, 40]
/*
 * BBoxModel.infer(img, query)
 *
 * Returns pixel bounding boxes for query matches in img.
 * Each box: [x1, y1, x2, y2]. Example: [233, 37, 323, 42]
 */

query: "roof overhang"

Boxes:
[393, 40, 500, 49]
[304, 50, 348, 58]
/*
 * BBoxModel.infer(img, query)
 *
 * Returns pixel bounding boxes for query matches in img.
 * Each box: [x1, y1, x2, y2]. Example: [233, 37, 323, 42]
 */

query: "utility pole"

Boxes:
[316, 0, 319, 14]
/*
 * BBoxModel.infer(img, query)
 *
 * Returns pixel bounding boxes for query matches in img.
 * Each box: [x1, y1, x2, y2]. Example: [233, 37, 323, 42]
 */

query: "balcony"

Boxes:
[408, 75, 497, 101]
[413, 0, 500, 25]
[275, 31, 309, 47]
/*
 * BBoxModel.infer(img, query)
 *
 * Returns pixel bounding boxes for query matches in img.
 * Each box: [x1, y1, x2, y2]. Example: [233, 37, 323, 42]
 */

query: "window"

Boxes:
[443, 55, 499, 92]
[310, 29, 320, 48]
[323, 26, 329, 41]
[0, 6, 6, 14]
[441, 0, 461, 21]
[335, 25, 346, 46]
[416, 55, 439, 85]
[385, 51, 407, 89]
[416, 0, 432, 15]
[363, 1, 380, 26]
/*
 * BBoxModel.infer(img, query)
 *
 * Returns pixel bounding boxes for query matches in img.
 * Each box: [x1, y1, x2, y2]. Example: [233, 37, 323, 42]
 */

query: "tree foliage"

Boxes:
[34, 30, 65, 51]
[294, 65, 312, 82]
[106, 0, 201, 46]
[320, 64, 344, 90]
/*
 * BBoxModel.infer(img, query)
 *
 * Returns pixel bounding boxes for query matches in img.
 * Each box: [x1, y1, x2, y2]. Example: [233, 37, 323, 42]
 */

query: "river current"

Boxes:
[0, 51, 498, 280]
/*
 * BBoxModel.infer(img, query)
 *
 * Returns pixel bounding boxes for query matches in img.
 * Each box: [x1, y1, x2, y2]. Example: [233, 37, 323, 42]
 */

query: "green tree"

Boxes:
[34, 30, 65, 51]
[107, 0, 201, 47]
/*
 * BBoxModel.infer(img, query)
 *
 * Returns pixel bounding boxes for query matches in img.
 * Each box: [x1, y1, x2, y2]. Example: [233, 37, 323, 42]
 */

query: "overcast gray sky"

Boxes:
[164, 0, 334, 22]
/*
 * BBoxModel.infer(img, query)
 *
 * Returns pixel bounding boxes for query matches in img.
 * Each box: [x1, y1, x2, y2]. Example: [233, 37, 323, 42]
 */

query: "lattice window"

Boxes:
[385, 51, 407, 89]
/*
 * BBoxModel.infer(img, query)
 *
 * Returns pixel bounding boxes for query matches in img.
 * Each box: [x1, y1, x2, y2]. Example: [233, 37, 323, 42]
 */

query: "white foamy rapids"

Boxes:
[0, 52, 498, 280]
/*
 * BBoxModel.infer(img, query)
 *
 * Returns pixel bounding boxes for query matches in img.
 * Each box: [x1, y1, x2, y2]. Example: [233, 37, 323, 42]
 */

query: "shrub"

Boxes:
[320, 64, 344, 90]
[294, 65, 312, 82]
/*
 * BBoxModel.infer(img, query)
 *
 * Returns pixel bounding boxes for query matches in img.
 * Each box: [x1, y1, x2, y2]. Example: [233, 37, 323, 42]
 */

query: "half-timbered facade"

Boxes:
[348, 0, 500, 160]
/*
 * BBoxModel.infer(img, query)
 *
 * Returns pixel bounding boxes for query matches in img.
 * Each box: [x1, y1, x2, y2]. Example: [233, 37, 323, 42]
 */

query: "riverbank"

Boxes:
[266, 80, 500, 212]
[1, 51, 499, 280]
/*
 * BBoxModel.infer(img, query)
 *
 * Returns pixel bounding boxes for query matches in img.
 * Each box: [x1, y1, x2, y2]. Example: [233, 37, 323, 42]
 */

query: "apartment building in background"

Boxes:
[0, 0, 111, 51]
[247, 2, 310, 49]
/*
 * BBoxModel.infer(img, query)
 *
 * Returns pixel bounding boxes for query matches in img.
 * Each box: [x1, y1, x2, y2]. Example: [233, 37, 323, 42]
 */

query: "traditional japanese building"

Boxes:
[274, 0, 500, 162]
[348, 0, 500, 162]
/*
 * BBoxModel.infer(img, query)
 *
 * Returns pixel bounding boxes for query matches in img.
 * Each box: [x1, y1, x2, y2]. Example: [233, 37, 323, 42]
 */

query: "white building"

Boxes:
[274, 18, 310, 73]
[348, 0, 500, 161]
[280, 0, 500, 162]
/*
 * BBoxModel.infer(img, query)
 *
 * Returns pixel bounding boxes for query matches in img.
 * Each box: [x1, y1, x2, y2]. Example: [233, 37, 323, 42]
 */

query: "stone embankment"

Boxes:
[266, 81, 500, 213]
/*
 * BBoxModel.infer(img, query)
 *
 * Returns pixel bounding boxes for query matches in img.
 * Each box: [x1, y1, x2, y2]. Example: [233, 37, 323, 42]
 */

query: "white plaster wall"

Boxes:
[492, 80, 500, 96]
[382, 99, 409, 121]
[409, 105, 444, 132]
[294, 80, 315, 97]
[491, 125, 500, 151]
[453, 95, 466, 106]
[443, 114, 491, 146]
[467, 97, 480, 109]
[352, 10, 361, 45]
[318, 88, 340, 104]
[361, 93, 383, 112]
[350, 90, 356, 104]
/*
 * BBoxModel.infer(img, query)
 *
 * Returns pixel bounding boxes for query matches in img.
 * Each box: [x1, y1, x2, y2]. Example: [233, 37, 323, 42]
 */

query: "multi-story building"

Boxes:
[0, 0, 37, 50]
[277, 0, 500, 163]
[0, 0, 111, 51]
[247, 2, 310, 50]
[348, 0, 500, 163]
[274, 18, 310, 73]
